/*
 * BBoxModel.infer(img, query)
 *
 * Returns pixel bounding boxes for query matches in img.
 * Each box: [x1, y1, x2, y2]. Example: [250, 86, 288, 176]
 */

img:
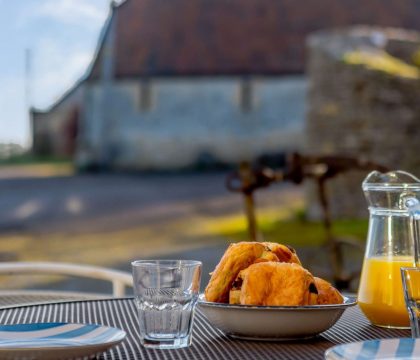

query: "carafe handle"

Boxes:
[406, 197, 420, 267]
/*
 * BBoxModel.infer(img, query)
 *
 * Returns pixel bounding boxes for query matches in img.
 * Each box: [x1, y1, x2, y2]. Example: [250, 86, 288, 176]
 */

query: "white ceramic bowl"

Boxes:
[198, 295, 357, 341]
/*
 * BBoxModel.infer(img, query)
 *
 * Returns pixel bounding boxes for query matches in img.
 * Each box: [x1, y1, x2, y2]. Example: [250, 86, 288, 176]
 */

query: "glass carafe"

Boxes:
[358, 170, 420, 328]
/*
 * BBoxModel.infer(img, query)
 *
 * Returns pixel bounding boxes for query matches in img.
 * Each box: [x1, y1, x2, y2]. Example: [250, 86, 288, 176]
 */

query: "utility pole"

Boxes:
[25, 48, 33, 149]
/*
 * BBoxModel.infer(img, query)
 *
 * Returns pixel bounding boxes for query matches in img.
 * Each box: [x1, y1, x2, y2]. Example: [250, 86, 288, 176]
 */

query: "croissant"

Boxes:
[238, 262, 318, 306]
[204, 242, 267, 303]
[205, 241, 305, 303]
[262, 242, 301, 265]
[314, 277, 344, 304]
[205, 241, 343, 306]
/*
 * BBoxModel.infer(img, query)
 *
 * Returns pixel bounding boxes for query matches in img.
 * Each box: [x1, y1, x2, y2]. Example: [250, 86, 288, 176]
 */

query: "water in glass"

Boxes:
[136, 289, 195, 340]
[132, 260, 201, 349]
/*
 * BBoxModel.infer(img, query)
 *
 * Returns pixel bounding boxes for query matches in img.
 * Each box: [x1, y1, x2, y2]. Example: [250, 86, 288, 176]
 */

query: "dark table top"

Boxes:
[0, 298, 410, 360]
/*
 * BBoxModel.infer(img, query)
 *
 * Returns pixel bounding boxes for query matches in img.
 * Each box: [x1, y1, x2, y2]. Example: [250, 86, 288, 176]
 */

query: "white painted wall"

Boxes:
[77, 76, 307, 169]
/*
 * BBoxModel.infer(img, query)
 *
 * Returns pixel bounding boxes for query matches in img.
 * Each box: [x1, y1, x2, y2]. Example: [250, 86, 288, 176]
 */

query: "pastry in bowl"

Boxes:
[205, 241, 343, 306]
[200, 242, 353, 340]
[238, 262, 318, 306]
[204, 242, 301, 303]
[314, 277, 344, 305]
[204, 242, 266, 303]
[262, 242, 301, 265]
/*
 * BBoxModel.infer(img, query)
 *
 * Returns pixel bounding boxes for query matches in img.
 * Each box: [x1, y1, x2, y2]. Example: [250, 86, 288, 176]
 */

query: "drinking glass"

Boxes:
[132, 260, 202, 349]
[401, 267, 420, 338]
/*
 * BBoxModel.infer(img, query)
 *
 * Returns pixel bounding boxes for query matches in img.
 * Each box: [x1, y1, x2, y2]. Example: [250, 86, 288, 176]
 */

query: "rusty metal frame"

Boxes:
[226, 152, 388, 288]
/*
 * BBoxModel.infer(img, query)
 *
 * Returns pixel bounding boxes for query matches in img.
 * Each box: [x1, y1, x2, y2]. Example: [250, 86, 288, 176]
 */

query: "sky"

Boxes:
[0, 0, 116, 146]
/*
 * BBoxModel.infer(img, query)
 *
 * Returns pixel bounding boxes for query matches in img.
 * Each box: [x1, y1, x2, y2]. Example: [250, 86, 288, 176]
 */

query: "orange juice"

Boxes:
[358, 256, 414, 328]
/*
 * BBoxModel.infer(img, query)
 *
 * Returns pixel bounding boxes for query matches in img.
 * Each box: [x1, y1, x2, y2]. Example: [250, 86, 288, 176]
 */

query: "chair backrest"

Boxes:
[0, 262, 133, 297]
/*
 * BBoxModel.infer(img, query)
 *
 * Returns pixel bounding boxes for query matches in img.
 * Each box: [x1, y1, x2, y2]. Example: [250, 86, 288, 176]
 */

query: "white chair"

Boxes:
[0, 262, 133, 308]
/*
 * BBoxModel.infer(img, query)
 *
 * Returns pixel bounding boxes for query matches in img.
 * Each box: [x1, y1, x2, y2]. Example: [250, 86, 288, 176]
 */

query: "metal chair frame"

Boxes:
[0, 262, 133, 297]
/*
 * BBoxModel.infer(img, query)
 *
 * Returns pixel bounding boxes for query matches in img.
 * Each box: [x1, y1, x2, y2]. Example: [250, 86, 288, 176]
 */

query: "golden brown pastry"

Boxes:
[205, 241, 344, 307]
[204, 242, 266, 303]
[229, 289, 241, 305]
[314, 277, 344, 305]
[239, 262, 318, 306]
[229, 267, 248, 305]
[254, 249, 279, 263]
[263, 242, 301, 265]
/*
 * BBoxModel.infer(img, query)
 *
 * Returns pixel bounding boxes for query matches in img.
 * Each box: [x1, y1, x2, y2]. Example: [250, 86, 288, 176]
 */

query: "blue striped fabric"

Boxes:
[396, 338, 415, 357]
[45, 324, 101, 339]
[326, 338, 418, 359]
[356, 339, 380, 359]
[0, 323, 64, 332]
[0, 323, 126, 349]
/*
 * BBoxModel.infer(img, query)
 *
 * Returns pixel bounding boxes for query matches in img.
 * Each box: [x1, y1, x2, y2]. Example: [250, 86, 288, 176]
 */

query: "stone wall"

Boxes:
[306, 26, 420, 218]
[77, 76, 307, 170]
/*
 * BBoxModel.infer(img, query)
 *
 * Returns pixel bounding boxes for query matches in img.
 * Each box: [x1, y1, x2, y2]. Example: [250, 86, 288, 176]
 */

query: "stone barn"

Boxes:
[31, 0, 420, 170]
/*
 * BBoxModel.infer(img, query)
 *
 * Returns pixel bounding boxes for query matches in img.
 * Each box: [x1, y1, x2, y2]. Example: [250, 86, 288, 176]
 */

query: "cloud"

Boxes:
[0, 40, 92, 145]
[20, 0, 109, 28]
[0, 1, 113, 145]
[0, 36, 92, 145]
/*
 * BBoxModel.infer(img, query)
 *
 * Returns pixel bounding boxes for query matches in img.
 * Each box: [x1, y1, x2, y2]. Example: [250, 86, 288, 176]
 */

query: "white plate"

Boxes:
[325, 338, 420, 359]
[198, 295, 356, 341]
[0, 323, 126, 360]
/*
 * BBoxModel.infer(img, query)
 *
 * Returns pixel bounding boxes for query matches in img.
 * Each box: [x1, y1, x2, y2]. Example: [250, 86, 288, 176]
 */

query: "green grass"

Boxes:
[0, 153, 71, 166]
[220, 213, 368, 247]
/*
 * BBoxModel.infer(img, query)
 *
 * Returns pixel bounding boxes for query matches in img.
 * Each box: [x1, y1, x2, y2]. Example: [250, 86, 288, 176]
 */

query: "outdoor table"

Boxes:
[0, 298, 410, 360]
